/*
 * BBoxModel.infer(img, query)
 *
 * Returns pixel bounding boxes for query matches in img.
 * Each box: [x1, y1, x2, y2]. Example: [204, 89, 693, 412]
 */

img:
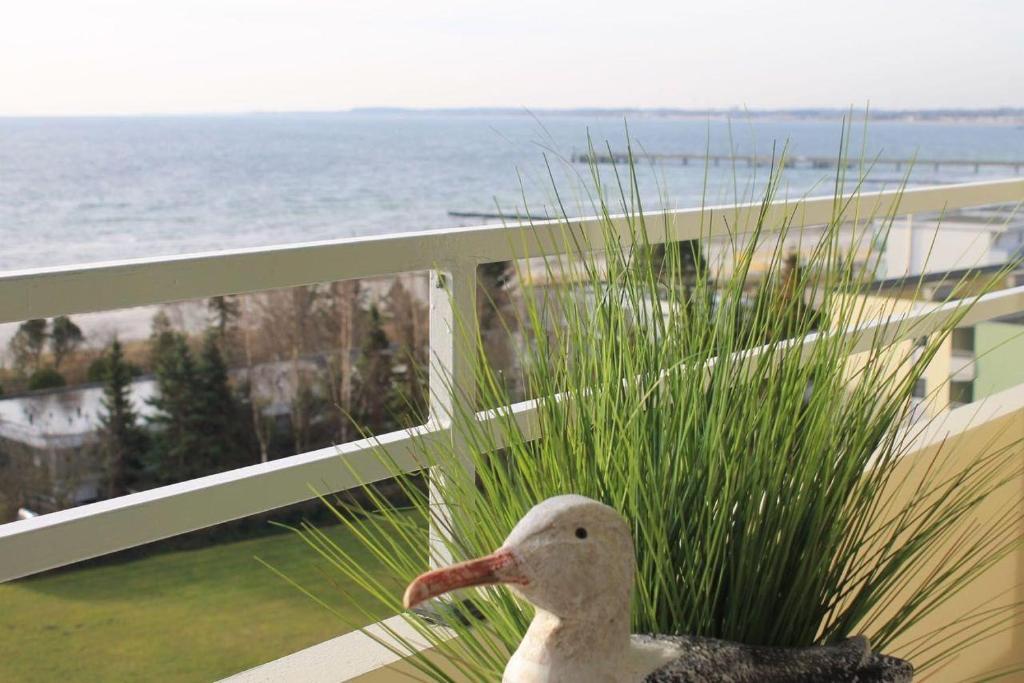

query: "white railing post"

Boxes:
[428, 262, 477, 568]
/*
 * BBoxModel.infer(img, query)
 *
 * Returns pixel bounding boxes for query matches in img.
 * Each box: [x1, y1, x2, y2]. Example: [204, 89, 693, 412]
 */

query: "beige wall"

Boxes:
[873, 407, 1024, 681]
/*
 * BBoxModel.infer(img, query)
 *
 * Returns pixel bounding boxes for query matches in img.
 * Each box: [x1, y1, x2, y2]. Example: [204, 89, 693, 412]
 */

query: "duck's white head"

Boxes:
[404, 495, 636, 620]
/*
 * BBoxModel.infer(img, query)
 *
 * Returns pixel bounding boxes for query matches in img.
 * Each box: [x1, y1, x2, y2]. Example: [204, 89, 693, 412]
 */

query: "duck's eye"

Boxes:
[575, 527, 588, 539]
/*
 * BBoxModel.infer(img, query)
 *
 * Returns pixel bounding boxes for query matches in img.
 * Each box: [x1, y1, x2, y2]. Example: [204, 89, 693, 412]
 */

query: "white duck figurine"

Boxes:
[404, 494, 913, 682]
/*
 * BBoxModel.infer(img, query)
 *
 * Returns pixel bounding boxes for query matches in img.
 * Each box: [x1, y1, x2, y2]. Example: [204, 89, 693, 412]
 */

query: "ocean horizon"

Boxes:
[2, 111, 1022, 273]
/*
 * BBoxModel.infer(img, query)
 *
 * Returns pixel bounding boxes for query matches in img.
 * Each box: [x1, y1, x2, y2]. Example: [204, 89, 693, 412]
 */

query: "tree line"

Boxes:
[1, 265, 537, 515]
[5, 316, 85, 392]
[95, 279, 432, 499]
[0, 276, 438, 518]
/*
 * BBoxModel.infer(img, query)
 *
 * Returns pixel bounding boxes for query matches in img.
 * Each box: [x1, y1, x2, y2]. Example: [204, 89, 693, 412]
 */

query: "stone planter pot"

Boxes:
[638, 634, 914, 682]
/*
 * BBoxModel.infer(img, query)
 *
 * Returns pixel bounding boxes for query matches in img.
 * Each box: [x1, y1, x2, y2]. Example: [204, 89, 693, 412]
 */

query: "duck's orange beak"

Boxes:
[403, 548, 526, 609]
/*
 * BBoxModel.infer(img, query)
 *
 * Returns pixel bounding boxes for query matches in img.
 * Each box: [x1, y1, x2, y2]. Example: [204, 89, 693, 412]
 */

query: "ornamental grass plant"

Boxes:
[269, 139, 1024, 681]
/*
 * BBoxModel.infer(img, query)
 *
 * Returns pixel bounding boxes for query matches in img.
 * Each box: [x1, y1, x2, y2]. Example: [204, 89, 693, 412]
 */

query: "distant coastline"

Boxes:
[344, 107, 1024, 126]
[4, 107, 1023, 125]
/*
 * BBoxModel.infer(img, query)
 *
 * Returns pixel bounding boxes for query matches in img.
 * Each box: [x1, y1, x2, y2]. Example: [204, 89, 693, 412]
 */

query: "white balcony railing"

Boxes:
[1, 177, 1023, 681]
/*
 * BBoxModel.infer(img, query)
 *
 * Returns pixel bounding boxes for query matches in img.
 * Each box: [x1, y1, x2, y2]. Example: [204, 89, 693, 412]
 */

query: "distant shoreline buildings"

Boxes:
[342, 107, 1024, 126]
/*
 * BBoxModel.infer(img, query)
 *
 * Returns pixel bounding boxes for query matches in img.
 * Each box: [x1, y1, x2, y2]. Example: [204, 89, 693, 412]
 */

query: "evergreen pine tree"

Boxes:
[148, 319, 250, 483]
[352, 306, 399, 432]
[146, 332, 203, 483]
[98, 339, 148, 496]
[207, 295, 240, 339]
[149, 311, 178, 369]
[192, 332, 247, 472]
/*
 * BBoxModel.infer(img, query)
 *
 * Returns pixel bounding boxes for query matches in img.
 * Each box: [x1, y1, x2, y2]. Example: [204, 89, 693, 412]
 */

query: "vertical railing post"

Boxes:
[427, 261, 477, 569]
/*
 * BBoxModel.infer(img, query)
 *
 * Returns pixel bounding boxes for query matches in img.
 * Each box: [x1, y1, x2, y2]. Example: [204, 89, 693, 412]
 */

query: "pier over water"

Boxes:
[574, 152, 1024, 174]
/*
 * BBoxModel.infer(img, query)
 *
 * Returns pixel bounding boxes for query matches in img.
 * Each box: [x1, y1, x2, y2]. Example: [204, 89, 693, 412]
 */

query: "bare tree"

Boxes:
[50, 316, 85, 370]
[385, 277, 429, 418]
[9, 319, 48, 374]
[241, 301, 273, 464]
[329, 280, 361, 442]
[248, 285, 327, 454]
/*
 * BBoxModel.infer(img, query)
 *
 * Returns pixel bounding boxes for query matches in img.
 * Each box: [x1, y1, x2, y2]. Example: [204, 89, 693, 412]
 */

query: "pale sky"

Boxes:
[1, 0, 1021, 116]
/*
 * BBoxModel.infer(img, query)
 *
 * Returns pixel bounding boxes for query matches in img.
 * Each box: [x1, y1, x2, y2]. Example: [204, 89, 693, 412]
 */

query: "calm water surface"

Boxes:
[1, 113, 1022, 272]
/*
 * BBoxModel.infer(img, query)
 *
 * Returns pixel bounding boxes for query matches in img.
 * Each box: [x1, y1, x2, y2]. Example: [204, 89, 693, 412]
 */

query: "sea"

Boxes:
[1, 112, 1023, 273]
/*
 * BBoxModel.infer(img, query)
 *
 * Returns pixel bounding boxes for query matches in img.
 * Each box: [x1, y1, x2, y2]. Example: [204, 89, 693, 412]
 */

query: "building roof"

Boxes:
[0, 380, 158, 450]
[0, 356, 332, 450]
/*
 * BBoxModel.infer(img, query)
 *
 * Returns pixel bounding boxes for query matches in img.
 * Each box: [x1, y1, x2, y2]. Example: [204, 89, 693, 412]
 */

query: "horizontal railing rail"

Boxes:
[1, 179, 1020, 325]
[1, 177, 1023, 586]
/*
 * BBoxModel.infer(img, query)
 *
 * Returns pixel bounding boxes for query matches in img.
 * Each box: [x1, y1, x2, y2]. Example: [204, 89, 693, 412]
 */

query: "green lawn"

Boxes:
[0, 521, 410, 682]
